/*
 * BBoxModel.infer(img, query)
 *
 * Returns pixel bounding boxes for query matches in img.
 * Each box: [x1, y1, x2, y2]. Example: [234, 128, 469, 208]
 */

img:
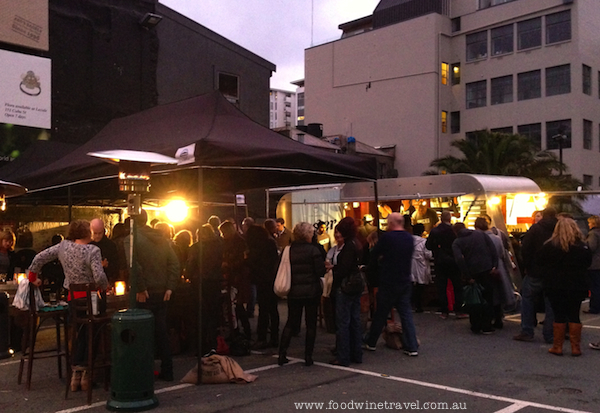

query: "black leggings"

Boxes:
[546, 289, 586, 324]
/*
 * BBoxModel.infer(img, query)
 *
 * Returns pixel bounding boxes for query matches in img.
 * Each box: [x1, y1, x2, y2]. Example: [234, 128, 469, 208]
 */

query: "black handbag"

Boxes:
[341, 270, 365, 296]
[461, 283, 485, 311]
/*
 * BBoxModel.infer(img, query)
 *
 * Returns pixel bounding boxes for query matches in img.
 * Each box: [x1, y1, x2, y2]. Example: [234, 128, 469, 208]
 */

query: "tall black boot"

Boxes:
[278, 327, 292, 365]
[305, 327, 316, 366]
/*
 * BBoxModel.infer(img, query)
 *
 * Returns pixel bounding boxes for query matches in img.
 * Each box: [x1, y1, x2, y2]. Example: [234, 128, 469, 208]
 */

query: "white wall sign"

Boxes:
[0, 49, 51, 129]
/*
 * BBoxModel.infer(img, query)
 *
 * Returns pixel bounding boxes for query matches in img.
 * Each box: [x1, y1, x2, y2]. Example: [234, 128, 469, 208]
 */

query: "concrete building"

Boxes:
[304, 0, 600, 187]
[291, 79, 305, 126]
[269, 88, 296, 128]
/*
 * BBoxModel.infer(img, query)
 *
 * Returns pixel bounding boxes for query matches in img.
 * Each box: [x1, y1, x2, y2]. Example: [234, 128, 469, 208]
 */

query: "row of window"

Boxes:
[466, 10, 570, 62]
[443, 117, 600, 154]
[465, 64, 575, 108]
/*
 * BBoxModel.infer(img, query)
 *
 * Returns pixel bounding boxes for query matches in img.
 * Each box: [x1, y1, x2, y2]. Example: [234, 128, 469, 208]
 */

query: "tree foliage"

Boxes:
[426, 130, 584, 191]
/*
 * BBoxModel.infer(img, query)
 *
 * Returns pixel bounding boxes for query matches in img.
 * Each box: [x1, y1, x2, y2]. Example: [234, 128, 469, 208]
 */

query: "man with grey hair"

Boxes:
[364, 213, 419, 356]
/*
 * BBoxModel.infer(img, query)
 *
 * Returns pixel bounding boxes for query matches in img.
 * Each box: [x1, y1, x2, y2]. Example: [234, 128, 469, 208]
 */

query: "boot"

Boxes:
[278, 328, 292, 366]
[70, 367, 82, 392]
[80, 369, 90, 391]
[569, 323, 583, 357]
[548, 323, 566, 356]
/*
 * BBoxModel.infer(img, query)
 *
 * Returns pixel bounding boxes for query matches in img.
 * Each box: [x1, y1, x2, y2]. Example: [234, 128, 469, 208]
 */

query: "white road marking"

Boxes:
[287, 358, 593, 413]
[493, 403, 529, 413]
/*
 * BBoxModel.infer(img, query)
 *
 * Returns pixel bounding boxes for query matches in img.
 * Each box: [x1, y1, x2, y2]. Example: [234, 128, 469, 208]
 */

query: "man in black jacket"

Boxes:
[426, 211, 465, 319]
[513, 207, 557, 343]
[452, 218, 498, 334]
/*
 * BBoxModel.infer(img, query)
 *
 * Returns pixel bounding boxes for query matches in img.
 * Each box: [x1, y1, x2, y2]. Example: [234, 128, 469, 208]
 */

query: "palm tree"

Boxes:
[426, 130, 583, 191]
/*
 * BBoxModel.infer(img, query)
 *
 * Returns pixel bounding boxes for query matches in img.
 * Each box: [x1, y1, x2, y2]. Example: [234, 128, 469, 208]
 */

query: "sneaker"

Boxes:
[481, 329, 495, 335]
[362, 343, 376, 351]
[455, 313, 469, 319]
[403, 350, 418, 357]
[513, 332, 534, 342]
[439, 313, 449, 320]
[589, 342, 600, 350]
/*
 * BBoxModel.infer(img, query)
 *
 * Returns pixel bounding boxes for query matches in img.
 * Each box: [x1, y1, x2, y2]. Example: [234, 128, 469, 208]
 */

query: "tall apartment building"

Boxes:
[269, 88, 296, 129]
[292, 79, 305, 126]
[305, 0, 600, 187]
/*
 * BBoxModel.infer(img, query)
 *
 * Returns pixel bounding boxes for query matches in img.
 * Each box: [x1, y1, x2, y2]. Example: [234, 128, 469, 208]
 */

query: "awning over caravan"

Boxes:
[340, 174, 541, 202]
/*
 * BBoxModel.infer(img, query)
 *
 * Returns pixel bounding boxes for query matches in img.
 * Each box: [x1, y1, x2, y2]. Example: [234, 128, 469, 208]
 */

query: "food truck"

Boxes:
[276, 174, 546, 236]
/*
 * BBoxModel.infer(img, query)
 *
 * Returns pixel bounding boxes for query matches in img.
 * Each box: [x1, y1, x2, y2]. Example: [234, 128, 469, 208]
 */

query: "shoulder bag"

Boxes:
[273, 246, 291, 298]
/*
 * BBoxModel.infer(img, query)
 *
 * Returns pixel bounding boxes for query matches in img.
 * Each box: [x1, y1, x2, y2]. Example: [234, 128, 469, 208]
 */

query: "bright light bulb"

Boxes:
[488, 196, 501, 205]
[164, 200, 188, 223]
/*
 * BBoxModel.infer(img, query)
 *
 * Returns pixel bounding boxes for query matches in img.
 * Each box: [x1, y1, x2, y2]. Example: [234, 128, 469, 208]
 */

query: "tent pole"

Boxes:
[265, 188, 269, 218]
[373, 181, 380, 230]
[233, 193, 239, 231]
[196, 168, 204, 384]
[67, 186, 73, 223]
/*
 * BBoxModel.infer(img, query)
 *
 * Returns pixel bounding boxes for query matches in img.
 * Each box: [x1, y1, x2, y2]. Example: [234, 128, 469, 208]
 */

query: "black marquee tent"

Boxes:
[12, 91, 376, 204]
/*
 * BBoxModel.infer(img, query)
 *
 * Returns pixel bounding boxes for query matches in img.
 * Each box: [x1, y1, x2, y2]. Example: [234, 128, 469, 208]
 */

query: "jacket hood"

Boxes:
[138, 226, 167, 244]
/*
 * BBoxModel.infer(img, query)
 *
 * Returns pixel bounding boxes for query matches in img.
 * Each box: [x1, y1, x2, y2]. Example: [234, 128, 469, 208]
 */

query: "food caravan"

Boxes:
[275, 174, 546, 291]
[276, 174, 547, 235]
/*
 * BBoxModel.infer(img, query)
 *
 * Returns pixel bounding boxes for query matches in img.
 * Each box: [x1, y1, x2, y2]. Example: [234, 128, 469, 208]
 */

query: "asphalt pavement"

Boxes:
[2, 300, 600, 413]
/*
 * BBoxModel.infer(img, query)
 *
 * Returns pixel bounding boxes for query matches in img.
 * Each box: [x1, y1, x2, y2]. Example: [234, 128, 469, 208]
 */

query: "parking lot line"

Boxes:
[296, 358, 593, 413]
[493, 403, 529, 413]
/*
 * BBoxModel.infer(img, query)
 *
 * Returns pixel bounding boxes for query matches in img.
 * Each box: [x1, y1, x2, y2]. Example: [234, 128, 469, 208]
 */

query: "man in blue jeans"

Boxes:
[514, 207, 557, 343]
[363, 213, 418, 356]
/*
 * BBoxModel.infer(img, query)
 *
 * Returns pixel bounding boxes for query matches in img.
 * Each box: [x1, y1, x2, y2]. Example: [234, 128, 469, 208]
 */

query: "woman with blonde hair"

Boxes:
[537, 218, 592, 356]
[278, 222, 326, 366]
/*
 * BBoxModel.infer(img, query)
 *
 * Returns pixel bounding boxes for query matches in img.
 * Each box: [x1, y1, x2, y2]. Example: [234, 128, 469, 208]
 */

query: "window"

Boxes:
[451, 17, 461, 33]
[218, 72, 239, 105]
[451, 63, 461, 85]
[491, 24, 513, 56]
[583, 175, 593, 187]
[441, 111, 448, 133]
[546, 10, 571, 44]
[517, 18, 541, 50]
[466, 80, 487, 108]
[546, 64, 570, 96]
[517, 70, 541, 100]
[451, 111, 460, 134]
[441, 63, 449, 85]
[491, 75, 513, 105]
[546, 120, 571, 150]
[518, 123, 542, 150]
[466, 31, 487, 61]
[583, 65, 592, 95]
[491, 126, 513, 134]
[584, 119, 592, 150]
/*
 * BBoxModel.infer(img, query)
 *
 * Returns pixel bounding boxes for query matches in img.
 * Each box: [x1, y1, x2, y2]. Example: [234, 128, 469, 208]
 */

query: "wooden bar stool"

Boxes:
[17, 283, 69, 390]
[65, 283, 111, 405]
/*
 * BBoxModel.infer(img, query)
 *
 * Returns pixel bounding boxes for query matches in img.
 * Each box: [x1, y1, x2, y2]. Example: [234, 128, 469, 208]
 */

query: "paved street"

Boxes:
[2, 301, 600, 413]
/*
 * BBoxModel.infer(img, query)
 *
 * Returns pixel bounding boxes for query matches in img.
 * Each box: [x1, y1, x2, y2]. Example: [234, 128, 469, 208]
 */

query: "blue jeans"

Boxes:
[520, 276, 553, 341]
[367, 283, 418, 352]
[335, 289, 363, 364]
[588, 270, 600, 313]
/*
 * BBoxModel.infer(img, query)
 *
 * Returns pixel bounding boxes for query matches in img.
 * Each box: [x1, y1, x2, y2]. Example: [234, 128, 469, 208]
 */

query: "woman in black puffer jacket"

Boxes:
[537, 218, 592, 356]
[278, 222, 326, 366]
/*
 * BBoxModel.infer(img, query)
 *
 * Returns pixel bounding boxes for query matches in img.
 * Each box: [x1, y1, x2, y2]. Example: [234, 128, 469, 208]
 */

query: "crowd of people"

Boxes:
[3, 205, 600, 386]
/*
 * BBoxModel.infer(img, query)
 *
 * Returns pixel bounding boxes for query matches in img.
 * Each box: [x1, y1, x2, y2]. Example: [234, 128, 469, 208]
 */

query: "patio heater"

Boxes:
[88, 150, 176, 412]
[0, 180, 26, 360]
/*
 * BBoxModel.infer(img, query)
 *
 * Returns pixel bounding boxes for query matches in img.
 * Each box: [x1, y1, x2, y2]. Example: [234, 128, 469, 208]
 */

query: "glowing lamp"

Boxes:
[488, 196, 501, 205]
[16, 273, 27, 284]
[0, 180, 27, 212]
[165, 199, 188, 223]
[115, 281, 126, 296]
[352, 202, 360, 208]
